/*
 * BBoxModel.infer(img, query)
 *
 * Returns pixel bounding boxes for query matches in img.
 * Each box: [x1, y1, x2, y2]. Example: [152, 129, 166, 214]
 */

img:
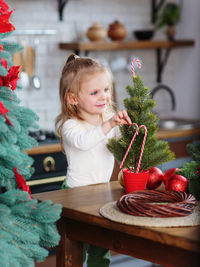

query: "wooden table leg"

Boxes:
[65, 238, 83, 267]
[56, 218, 83, 267]
[56, 218, 66, 267]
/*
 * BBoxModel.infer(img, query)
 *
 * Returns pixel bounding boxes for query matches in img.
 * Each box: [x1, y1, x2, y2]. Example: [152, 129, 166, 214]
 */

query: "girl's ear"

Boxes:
[66, 92, 78, 105]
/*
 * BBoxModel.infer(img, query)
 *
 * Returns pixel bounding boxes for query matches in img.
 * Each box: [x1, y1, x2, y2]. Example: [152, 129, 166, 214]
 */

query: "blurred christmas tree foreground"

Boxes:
[108, 61, 175, 171]
[0, 1, 62, 266]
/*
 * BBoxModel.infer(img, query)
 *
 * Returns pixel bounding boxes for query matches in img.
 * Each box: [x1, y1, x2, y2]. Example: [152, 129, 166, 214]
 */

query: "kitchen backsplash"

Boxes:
[8, 0, 200, 131]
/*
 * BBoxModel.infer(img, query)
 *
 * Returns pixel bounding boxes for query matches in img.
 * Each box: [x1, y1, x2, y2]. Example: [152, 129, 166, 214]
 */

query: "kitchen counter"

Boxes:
[26, 127, 200, 192]
[27, 128, 200, 155]
[156, 128, 200, 139]
[27, 143, 62, 155]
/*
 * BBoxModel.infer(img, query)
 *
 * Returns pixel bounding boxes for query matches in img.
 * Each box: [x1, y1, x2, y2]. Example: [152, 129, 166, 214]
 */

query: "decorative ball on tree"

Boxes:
[107, 58, 175, 189]
[0, 1, 62, 266]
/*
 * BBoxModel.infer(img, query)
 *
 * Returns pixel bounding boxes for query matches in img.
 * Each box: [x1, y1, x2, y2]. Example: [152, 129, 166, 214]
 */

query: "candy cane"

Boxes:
[131, 58, 142, 77]
[119, 123, 139, 169]
[119, 124, 147, 173]
[136, 125, 147, 173]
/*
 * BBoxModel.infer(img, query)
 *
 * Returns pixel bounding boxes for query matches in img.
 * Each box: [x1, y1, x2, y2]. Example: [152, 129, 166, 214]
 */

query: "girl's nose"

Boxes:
[100, 91, 106, 100]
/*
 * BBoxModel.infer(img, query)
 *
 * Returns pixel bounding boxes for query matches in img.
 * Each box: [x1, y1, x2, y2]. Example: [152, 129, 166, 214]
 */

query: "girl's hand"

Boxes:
[109, 110, 132, 128]
[102, 110, 132, 135]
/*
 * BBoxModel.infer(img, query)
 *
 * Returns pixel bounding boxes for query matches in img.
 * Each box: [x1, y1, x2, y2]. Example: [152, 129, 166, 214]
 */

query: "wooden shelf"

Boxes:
[59, 39, 194, 85]
[59, 40, 195, 52]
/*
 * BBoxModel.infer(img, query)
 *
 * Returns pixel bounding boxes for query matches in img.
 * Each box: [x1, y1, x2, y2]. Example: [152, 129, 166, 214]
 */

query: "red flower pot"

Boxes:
[123, 169, 149, 193]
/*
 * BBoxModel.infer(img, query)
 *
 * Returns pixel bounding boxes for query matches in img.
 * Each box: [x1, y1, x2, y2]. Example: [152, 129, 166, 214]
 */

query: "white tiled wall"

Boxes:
[8, 0, 200, 131]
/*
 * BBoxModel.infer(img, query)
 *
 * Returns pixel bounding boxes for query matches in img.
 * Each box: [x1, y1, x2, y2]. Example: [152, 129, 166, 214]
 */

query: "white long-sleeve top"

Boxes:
[62, 118, 119, 188]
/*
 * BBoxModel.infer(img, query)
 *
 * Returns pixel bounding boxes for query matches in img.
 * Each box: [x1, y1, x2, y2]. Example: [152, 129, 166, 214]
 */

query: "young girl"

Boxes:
[55, 53, 132, 266]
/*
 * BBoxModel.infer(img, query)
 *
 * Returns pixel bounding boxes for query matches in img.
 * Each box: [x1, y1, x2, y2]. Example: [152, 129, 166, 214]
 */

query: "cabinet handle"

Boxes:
[43, 156, 55, 172]
[27, 176, 65, 186]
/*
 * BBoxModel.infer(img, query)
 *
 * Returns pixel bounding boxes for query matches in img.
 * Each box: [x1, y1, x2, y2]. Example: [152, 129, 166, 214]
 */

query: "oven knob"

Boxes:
[43, 156, 55, 172]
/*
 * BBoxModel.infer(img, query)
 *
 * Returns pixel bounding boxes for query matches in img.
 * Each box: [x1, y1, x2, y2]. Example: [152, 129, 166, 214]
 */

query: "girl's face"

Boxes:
[77, 71, 111, 118]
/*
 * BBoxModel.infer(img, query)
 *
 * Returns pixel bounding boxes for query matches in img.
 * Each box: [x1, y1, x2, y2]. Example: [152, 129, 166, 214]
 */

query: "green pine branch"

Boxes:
[0, 190, 62, 266]
[186, 143, 200, 162]
[179, 144, 200, 200]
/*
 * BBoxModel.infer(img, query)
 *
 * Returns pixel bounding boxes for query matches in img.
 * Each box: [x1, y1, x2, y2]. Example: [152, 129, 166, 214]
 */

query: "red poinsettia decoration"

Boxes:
[4, 65, 20, 90]
[0, 0, 15, 33]
[1, 57, 7, 68]
[0, 0, 10, 14]
[0, 58, 20, 91]
[0, 44, 2, 51]
[0, 10, 15, 33]
[14, 167, 33, 200]
[0, 100, 13, 126]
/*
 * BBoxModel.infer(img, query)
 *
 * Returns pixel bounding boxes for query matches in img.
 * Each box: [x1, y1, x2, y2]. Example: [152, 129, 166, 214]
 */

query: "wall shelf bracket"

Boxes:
[156, 48, 171, 83]
[58, 0, 69, 21]
[151, 0, 165, 23]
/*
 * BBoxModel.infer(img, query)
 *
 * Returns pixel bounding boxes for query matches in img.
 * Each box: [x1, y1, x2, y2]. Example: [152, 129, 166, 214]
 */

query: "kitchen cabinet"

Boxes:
[27, 143, 67, 193]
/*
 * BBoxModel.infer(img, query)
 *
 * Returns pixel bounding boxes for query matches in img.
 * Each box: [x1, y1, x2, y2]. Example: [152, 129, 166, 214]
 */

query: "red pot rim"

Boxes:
[122, 168, 149, 175]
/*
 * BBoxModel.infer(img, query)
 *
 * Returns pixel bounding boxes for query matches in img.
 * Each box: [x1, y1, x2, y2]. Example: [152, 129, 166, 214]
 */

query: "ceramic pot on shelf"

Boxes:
[86, 22, 107, 42]
[108, 21, 127, 41]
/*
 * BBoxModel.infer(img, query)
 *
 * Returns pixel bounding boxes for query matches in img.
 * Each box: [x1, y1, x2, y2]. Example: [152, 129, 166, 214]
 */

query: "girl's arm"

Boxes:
[62, 120, 106, 151]
[62, 110, 131, 151]
[102, 110, 132, 135]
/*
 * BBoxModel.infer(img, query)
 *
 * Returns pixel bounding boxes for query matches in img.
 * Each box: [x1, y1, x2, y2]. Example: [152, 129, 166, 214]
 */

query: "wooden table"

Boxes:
[34, 181, 200, 267]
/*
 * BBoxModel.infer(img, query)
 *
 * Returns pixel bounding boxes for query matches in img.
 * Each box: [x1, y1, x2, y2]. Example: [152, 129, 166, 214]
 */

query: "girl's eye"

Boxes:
[91, 91, 97, 95]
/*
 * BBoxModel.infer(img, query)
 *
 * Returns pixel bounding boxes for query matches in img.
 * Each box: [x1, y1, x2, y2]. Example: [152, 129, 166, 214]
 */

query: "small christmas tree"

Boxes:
[0, 2, 62, 266]
[108, 59, 175, 171]
[179, 144, 200, 200]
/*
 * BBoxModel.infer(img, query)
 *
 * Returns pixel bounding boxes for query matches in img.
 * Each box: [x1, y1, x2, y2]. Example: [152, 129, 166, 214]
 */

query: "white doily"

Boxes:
[99, 201, 200, 227]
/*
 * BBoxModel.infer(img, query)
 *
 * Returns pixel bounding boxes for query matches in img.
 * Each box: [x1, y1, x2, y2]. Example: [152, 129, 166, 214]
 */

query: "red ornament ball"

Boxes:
[163, 168, 179, 184]
[165, 174, 188, 192]
[146, 167, 163, 190]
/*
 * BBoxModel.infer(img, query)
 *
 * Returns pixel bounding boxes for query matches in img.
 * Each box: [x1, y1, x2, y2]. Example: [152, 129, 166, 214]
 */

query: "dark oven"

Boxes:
[27, 130, 67, 194]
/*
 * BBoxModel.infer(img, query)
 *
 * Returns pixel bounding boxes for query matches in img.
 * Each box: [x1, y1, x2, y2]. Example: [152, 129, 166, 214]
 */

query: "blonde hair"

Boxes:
[55, 53, 114, 142]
